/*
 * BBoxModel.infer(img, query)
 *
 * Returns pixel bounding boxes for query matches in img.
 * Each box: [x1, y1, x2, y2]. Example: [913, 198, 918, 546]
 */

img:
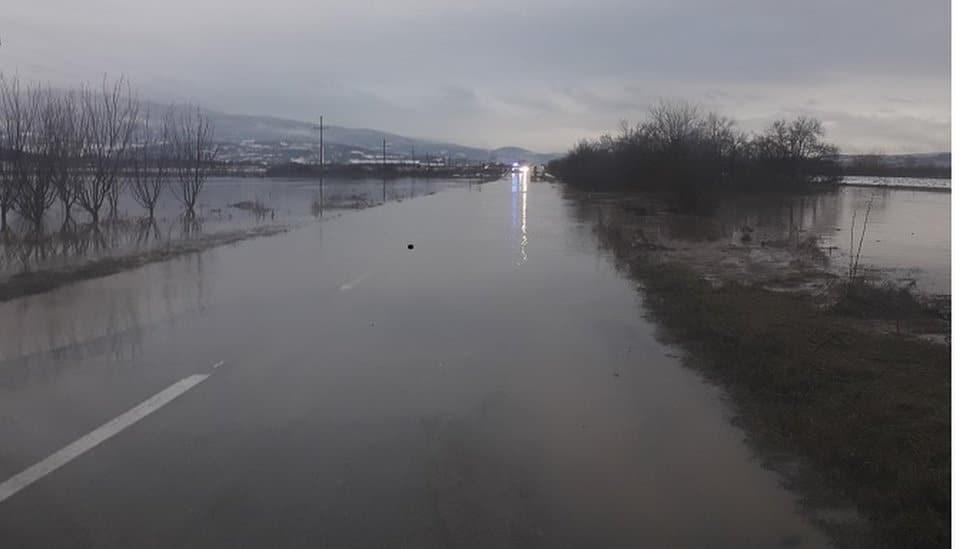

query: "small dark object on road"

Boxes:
[407, 244, 414, 250]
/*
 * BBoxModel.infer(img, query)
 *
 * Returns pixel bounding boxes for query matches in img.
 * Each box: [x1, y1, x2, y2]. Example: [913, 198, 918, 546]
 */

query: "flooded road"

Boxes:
[0, 176, 830, 547]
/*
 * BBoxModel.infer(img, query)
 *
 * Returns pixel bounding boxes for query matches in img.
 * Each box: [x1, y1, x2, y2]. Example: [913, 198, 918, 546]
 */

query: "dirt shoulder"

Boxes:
[0, 224, 291, 303]
[578, 191, 950, 549]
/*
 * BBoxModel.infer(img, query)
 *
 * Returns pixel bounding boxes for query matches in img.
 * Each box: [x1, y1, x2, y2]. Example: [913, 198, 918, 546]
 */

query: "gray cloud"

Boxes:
[1, 0, 950, 152]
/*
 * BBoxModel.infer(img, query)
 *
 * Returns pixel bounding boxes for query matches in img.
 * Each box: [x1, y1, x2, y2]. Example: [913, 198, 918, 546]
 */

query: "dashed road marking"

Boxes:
[339, 272, 369, 291]
[0, 373, 211, 505]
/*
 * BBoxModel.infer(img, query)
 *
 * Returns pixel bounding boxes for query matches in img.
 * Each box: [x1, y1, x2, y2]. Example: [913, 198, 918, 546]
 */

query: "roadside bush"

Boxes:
[548, 101, 842, 211]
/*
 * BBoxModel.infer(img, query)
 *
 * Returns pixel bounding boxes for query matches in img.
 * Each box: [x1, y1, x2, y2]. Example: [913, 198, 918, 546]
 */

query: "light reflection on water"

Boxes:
[512, 171, 529, 266]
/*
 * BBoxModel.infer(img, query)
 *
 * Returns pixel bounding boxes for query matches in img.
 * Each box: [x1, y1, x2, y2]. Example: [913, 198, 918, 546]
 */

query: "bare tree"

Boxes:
[643, 100, 703, 149]
[0, 76, 17, 233]
[52, 90, 84, 228]
[0, 74, 36, 233]
[170, 106, 216, 218]
[77, 76, 139, 225]
[0, 152, 10, 232]
[105, 167, 128, 220]
[129, 106, 170, 219]
[753, 117, 839, 180]
[14, 86, 61, 232]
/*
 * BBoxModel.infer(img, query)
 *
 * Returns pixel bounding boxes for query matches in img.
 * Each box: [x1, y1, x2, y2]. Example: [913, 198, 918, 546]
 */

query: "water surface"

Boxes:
[0, 177, 469, 278]
[657, 186, 950, 294]
[0, 175, 831, 547]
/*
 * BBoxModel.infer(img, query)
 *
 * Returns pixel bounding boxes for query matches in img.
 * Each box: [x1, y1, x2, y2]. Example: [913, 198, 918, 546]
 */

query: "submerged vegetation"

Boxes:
[637, 263, 949, 549]
[0, 73, 217, 235]
[555, 102, 949, 546]
[570, 176, 949, 548]
[548, 101, 841, 211]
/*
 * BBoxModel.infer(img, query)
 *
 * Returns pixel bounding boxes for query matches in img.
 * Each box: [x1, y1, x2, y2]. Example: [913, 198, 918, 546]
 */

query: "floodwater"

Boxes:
[652, 186, 951, 294]
[827, 186, 950, 293]
[0, 177, 467, 278]
[0, 174, 832, 547]
[2, 178, 950, 295]
[842, 175, 950, 191]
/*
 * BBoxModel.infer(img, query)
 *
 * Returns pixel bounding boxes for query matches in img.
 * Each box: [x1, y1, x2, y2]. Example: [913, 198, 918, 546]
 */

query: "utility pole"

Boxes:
[319, 115, 324, 214]
[381, 139, 388, 201]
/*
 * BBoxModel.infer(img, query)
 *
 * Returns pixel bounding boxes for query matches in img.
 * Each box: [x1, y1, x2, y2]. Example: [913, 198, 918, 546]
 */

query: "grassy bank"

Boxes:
[581, 194, 950, 548]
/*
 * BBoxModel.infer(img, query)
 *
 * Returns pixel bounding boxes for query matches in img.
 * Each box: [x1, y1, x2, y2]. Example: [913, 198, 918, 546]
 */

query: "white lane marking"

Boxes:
[212, 361, 225, 370]
[339, 272, 369, 291]
[0, 374, 210, 505]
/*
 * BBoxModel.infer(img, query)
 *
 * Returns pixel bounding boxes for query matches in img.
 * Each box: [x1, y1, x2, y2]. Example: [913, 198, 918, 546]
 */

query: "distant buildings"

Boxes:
[217, 140, 460, 170]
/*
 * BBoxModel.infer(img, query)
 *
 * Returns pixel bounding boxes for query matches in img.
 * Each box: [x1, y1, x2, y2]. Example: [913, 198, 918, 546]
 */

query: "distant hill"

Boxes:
[179, 106, 559, 166]
[838, 152, 951, 179]
[839, 152, 951, 169]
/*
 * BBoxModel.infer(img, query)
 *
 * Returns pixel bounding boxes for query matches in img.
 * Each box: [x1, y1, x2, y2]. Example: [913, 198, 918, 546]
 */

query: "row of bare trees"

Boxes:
[0, 74, 216, 234]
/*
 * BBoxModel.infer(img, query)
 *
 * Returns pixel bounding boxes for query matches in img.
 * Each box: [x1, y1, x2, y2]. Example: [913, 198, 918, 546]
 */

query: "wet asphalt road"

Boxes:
[0, 176, 830, 548]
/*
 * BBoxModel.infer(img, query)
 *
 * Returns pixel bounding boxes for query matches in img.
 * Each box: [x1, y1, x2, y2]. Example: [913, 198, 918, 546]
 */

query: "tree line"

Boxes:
[547, 101, 842, 209]
[0, 74, 217, 234]
[842, 154, 950, 179]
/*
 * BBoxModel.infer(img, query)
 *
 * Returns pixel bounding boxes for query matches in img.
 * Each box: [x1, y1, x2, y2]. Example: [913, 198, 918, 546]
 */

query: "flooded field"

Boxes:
[0, 177, 470, 280]
[649, 185, 950, 294]
[841, 175, 950, 191]
[565, 177, 950, 548]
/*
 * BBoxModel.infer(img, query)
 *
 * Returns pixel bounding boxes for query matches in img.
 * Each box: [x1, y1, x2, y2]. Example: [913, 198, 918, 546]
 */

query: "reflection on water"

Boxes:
[568, 186, 950, 294]
[0, 180, 837, 545]
[673, 191, 843, 245]
[0, 177, 468, 362]
[512, 171, 529, 265]
[707, 188, 950, 293]
[0, 251, 215, 364]
[0, 177, 465, 279]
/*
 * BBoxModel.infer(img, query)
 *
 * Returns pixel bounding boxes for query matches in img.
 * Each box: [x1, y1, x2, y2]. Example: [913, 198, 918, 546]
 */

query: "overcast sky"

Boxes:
[3, 0, 950, 153]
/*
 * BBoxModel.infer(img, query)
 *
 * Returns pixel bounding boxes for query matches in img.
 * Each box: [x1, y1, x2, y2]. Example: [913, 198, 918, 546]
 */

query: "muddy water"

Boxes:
[655, 186, 950, 294]
[827, 186, 950, 294]
[0, 177, 466, 278]
[0, 175, 831, 547]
